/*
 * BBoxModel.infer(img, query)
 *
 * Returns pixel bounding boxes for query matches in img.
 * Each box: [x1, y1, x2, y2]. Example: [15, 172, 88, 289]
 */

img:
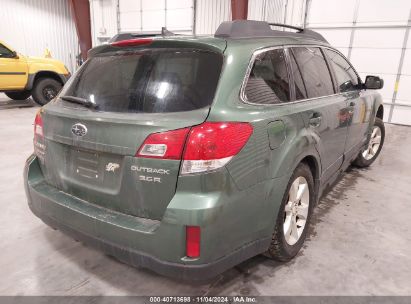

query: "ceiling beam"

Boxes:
[69, 0, 92, 61]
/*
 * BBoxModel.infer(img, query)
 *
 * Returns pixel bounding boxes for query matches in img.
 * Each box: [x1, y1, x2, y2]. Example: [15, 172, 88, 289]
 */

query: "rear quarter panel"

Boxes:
[199, 42, 322, 254]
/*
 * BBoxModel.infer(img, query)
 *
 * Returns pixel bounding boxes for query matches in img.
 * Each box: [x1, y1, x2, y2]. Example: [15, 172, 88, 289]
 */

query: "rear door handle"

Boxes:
[308, 113, 322, 127]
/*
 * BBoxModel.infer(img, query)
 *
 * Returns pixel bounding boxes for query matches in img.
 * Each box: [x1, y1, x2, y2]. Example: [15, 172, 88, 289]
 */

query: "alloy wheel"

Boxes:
[362, 126, 382, 160]
[284, 176, 310, 245]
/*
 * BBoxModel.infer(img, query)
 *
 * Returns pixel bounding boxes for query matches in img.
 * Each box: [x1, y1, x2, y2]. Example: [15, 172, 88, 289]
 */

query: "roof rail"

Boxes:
[214, 20, 328, 43]
[268, 23, 304, 32]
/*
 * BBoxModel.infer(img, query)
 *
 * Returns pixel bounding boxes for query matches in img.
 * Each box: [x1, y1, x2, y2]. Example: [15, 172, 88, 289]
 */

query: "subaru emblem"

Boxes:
[71, 123, 87, 137]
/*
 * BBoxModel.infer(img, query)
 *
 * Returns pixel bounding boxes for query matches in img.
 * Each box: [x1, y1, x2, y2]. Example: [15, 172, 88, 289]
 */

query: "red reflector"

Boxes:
[183, 122, 253, 160]
[136, 127, 190, 159]
[186, 226, 200, 258]
[111, 38, 153, 47]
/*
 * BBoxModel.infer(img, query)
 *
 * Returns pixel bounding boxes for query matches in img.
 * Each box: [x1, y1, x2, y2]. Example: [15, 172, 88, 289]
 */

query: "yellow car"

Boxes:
[0, 40, 70, 105]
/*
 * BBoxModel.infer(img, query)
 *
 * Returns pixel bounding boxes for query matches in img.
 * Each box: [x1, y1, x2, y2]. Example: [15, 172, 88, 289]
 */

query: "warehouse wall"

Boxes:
[89, 0, 305, 40]
[194, 0, 231, 34]
[307, 0, 411, 125]
[0, 0, 79, 73]
[195, 0, 305, 35]
[89, 0, 194, 45]
[118, 0, 194, 33]
[89, 0, 119, 45]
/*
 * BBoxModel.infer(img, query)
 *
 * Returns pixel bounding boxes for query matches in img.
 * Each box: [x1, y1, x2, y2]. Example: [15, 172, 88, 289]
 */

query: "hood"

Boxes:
[26, 56, 64, 66]
[25, 55, 69, 74]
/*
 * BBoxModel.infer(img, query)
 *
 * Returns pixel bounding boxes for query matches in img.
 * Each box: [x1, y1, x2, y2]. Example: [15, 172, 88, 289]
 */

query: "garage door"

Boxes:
[119, 0, 194, 34]
[307, 0, 411, 125]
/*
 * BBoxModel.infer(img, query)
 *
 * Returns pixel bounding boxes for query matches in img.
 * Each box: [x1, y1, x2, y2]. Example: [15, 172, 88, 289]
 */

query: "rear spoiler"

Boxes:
[108, 27, 177, 43]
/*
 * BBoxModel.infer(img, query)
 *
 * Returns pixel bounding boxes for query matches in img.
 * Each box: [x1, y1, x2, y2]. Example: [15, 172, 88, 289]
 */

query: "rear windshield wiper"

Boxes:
[60, 95, 98, 109]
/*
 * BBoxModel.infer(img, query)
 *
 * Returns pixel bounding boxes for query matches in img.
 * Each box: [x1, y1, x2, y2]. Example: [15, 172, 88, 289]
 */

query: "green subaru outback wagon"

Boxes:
[24, 20, 385, 280]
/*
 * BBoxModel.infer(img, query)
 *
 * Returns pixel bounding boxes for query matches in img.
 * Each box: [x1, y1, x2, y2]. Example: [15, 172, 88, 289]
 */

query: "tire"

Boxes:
[5, 90, 31, 100]
[31, 77, 62, 106]
[266, 162, 315, 262]
[353, 117, 385, 168]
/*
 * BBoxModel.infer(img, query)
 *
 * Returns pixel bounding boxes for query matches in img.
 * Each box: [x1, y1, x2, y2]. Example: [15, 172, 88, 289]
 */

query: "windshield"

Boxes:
[60, 49, 223, 113]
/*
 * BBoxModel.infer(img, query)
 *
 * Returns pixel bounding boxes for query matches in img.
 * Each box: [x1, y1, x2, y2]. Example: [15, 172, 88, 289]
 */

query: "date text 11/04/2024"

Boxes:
[149, 296, 257, 303]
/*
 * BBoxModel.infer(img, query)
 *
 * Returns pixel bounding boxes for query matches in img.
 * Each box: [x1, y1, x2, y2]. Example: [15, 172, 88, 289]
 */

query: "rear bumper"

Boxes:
[29, 210, 269, 280]
[24, 155, 273, 280]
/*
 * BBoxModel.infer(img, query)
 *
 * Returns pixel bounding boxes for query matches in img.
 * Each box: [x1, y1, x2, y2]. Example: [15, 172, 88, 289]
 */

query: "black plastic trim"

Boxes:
[32, 209, 271, 281]
[0, 72, 26, 75]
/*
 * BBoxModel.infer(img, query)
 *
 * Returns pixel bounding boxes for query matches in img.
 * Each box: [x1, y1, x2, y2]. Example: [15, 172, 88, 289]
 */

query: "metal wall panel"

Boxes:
[0, 0, 78, 73]
[194, 0, 231, 35]
[248, 0, 285, 24]
[307, 0, 411, 125]
[284, 0, 305, 27]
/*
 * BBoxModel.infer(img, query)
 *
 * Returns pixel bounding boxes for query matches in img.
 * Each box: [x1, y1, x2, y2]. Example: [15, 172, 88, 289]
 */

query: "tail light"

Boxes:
[137, 122, 253, 174]
[34, 111, 43, 141]
[136, 128, 190, 159]
[111, 38, 153, 47]
[181, 122, 253, 174]
[34, 111, 45, 159]
[186, 226, 201, 258]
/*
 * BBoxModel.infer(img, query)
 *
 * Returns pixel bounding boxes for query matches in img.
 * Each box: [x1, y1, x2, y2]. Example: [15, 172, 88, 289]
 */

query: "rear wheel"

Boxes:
[5, 90, 31, 100]
[266, 163, 315, 261]
[31, 78, 62, 106]
[353, 117, 385, 167]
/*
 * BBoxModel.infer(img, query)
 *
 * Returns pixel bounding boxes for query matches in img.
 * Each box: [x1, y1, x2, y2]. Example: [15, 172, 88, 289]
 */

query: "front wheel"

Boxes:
[353, 117, 385, 167]
[31, 78, 62, 106]
[5, 90, 31, 100]
[266, 163, 315, 261]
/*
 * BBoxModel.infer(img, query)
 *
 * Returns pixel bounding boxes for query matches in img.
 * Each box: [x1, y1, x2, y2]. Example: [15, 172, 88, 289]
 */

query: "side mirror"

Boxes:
[364, 76, 384, 90]
[12, 51, 19, 59]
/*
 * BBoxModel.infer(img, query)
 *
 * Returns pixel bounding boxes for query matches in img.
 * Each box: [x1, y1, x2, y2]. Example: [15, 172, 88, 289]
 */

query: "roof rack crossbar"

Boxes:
[268, 23, 304, 32]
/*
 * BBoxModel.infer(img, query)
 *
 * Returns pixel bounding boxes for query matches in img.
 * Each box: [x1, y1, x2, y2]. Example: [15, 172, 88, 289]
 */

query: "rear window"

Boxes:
[60, 49, 223, 113]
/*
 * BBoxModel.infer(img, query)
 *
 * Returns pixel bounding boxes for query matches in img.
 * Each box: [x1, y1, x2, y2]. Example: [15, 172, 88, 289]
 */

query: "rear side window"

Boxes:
[291, 47, 334, 99]
[245, 49, 290, 104]
[61, 50, 223, 113]
[324, 49, 359, 93]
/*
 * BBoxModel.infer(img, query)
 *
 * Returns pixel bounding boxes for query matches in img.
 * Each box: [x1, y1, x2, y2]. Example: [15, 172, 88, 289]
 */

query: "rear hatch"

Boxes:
[35, 41, 224, 220]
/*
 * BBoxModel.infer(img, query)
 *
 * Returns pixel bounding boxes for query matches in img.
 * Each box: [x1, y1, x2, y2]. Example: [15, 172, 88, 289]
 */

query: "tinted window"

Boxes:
[324, 49, 359, 93]
[291, 47, 334, 98]
[289, 50, 308, 100]
[245, 49, 290, 104]
[61, 50, 223, 113]
[0, 44, 14, 58]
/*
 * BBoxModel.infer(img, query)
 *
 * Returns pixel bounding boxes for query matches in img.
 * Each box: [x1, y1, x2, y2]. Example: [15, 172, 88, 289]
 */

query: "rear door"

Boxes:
[288, 47, 349, 183]
[37, 48, 223, 220]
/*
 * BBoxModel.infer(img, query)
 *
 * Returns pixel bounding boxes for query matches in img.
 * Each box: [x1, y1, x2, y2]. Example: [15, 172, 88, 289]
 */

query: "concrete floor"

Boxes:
[1, 93, 411, 296]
